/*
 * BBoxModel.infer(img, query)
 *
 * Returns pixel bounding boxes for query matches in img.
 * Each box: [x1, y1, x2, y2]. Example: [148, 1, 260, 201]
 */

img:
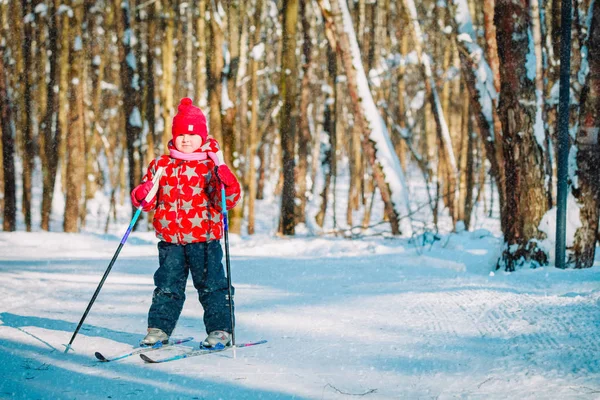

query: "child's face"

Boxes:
[175, 134, 203, 153]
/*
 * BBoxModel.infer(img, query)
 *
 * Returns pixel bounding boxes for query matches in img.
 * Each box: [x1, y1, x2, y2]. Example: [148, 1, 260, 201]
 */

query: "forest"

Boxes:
[1, 0, 599, 270]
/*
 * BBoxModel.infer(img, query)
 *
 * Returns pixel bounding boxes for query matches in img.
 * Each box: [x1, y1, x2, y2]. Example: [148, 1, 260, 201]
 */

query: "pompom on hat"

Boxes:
[171, 98, 208, 141]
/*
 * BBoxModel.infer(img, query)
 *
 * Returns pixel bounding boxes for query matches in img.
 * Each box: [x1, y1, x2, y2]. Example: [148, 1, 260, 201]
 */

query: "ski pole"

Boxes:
[64, 167, 164, 353]
[218, 167, 236, 347]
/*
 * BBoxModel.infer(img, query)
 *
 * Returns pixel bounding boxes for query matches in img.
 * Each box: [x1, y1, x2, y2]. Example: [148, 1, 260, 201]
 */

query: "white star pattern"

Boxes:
[162, 183, 174, 197]
[181, 200, 194, 211]
[189, 213, 203, 228]
[182, 233, 197, 243]
[192, 185, 202, 196]
[158, 217, 171, 229]
[183, 166, 198, 180]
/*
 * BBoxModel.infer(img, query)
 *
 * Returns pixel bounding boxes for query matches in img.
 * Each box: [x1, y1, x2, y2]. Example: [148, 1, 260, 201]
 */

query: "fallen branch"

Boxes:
[324, 384, 377, 396]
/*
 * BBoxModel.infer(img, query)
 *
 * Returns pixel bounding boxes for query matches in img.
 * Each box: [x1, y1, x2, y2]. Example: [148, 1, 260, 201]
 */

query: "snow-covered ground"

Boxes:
[0, 225, 599, 399]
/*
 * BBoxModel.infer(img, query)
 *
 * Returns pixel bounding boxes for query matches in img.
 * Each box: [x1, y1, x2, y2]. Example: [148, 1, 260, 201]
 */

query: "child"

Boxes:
[130, 97, 241, 348]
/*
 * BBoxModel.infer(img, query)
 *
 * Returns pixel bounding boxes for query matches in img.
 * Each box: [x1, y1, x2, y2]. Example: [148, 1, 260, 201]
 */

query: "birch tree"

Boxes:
[572, 0, 600, 268]
[495, 0, 550, 270]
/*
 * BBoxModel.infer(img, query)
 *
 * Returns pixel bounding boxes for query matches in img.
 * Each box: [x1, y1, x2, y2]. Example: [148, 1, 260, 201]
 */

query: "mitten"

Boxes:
[131, 181, 154, 205]
[216, 165, 238, 187]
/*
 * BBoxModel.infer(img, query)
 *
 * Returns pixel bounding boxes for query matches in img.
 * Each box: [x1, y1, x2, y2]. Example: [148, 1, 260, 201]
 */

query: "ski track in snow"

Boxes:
[0, 231, 599, 399]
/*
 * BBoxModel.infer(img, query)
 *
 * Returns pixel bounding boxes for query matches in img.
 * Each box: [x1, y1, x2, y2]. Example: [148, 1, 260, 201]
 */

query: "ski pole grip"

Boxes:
[141, 167, 164, 207]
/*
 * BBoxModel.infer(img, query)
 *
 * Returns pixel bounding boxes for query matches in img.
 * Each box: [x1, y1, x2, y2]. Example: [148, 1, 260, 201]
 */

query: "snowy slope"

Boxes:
[0, 227, 599, 399]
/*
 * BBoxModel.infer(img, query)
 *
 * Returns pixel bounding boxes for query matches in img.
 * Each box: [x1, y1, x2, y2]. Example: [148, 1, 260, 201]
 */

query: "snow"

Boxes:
[410, 89, 425, 110]
[250, 43, 265, 61]
[1, 221, 599, 399]
[1, 2, 599, 397]
[57, 5, 73, 17]
[34, 3, 47, 16]
[538, 192, 583, 263]
[525, 29, 537, 82]
[74, 36, 83, 52]
[126, 51, 137, 71]
[128, 106, 143, 128]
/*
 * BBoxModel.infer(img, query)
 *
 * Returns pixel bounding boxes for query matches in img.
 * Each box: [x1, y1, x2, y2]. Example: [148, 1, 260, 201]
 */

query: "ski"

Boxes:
[95, 336, 194, 362]
[140, 339, 267, 363]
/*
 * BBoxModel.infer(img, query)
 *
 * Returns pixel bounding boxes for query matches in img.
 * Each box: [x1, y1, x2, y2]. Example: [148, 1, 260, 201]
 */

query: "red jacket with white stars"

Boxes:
[137, 139, 241, 245]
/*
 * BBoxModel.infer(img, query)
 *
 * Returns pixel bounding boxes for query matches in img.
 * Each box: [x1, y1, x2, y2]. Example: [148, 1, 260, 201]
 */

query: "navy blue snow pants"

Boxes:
[148, 240, 234, 336]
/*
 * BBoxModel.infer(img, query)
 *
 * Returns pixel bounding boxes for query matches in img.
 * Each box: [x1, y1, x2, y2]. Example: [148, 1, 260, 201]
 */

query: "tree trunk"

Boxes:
[315, 48, 337, 229]
[63, 2, 85, 233]
[160, 1, 174, 153]
[279, 0, 299, 235]
[297, 0, 313, 225]
[146, 0, 157, 160]
[530, 0, 553, 209]
[195, 0, 208, 108]
[221, 1, 242, 234]
[572, 0, 600, 268]
[40, 0, 61, 231]
[208, 0, 224, 145]
[57, 5, 71, 196]
[0, 41, 16, 231]
[482, 0, 501, 93]
[115, 0, 143, 224]
[20, 0, 34, 231]
[495, 0, 550, 270]
[247, 0, 264, 235]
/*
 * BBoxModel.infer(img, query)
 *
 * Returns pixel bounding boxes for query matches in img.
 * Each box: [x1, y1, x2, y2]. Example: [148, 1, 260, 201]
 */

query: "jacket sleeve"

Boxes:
[208, 166, 241, 212]
[131, 159, 159, 212]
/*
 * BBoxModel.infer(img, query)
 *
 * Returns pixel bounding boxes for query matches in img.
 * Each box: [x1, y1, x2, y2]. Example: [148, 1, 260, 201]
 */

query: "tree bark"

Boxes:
[195, 0, 208, 108]
[40, 0, 61, 231]
[20, 0, 34, 231]
[63, 2, 86, 233]
[0, 41, 16, 231]
[572, 0, 600, 268]
[247, 0, 264, 235]
[495, 0, 550, 270]
[279, 0, 299, 235]
[297, 0, 313, 226]
[115, 0, 143, 224]
[160, 1, 174, 153]
[208, 0, 224, 145]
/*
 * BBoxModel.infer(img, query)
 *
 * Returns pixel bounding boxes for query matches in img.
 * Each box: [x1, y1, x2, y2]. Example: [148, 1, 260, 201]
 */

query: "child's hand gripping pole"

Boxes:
[122, 167, 164, 245]
[64, 167, 164, 353]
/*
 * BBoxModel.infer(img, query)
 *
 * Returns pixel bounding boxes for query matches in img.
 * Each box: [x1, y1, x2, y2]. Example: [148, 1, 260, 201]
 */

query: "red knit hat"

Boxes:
[172, 98, 208, 141]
